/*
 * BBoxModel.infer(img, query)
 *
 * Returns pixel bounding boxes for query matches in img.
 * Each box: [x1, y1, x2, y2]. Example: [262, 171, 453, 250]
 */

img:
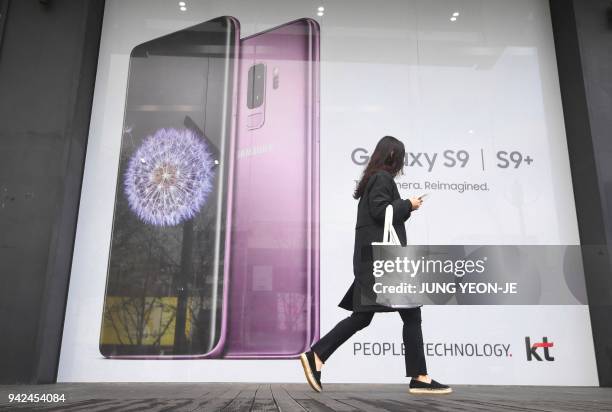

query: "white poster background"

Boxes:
[58, 0, 599, 385]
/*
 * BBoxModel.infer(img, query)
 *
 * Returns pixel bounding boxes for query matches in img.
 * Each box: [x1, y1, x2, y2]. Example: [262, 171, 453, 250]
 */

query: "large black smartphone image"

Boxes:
[99, 17, 239, 358]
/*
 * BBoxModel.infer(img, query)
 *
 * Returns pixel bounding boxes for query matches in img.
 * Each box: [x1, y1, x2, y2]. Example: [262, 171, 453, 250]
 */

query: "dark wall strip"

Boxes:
[0, 0, 105, 384]
[0, 1, 8, 54]
[550, 0, 612, 386]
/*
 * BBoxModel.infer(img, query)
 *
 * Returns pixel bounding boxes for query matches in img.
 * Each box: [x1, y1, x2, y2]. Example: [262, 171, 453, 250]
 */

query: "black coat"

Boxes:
[339, 170, 412, 312]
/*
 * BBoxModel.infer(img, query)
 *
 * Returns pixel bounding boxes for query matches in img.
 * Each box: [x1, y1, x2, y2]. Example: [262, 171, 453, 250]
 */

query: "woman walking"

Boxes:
[300, 136, 452, 394]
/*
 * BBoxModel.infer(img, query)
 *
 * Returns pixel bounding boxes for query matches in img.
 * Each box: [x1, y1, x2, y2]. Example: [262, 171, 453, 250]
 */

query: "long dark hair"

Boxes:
[353, 136, 405, 199]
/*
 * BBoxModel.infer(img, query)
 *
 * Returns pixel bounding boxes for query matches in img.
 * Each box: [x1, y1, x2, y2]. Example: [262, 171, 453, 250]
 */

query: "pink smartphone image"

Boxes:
[225, 18, 320, 358]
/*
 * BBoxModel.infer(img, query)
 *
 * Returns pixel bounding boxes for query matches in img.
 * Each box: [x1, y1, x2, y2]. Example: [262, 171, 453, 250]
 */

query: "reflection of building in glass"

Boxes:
[124, 127, 215, 226]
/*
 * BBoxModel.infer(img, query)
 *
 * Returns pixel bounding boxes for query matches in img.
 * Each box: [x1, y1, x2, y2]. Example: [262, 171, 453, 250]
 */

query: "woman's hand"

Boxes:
[409, 197, 422, 210]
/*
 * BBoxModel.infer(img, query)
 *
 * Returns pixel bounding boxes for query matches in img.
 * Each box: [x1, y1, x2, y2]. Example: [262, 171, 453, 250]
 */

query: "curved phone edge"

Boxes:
[308, 17, 321, 347]
[205, 14, 241, 359]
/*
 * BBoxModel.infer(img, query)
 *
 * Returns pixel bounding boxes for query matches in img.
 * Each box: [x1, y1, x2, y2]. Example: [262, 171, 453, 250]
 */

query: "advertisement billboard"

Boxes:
[58, 0, 598, 385]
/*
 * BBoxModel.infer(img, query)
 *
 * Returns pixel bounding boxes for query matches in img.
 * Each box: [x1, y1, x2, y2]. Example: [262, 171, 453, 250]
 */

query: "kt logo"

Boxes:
[525, 337, 555, 361]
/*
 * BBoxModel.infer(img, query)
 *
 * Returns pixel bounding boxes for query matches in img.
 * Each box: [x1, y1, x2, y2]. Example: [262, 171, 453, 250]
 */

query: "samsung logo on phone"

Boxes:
[237, 144, 274, 159]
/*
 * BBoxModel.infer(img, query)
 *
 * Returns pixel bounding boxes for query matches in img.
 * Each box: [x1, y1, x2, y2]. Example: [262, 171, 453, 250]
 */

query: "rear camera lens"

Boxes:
[247, 63, 266, 109]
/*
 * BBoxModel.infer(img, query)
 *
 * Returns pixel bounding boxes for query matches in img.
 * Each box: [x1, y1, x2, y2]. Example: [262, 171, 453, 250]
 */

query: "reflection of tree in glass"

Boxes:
[104, 295, 176, 348]
[277, 292, 307, 332]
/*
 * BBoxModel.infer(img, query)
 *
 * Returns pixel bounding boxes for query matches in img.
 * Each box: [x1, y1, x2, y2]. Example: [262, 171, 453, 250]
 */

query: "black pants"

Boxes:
[311, 307, 427, 377]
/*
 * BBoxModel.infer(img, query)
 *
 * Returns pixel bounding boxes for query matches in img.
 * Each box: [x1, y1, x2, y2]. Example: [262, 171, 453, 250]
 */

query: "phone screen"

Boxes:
[100, 18, 237, 357]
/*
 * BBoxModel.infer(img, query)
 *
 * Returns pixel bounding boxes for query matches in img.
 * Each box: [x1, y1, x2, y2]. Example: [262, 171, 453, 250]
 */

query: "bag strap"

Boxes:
[382, 205, 401, 245]
[364, 174, 401, 246]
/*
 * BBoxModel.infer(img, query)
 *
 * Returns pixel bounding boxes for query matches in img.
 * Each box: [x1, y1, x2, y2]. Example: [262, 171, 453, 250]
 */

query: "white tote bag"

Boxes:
[371, 205, 420, 308]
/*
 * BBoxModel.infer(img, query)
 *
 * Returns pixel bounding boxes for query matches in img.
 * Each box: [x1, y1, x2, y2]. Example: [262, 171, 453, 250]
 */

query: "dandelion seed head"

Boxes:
[124, 127, 215, 226]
